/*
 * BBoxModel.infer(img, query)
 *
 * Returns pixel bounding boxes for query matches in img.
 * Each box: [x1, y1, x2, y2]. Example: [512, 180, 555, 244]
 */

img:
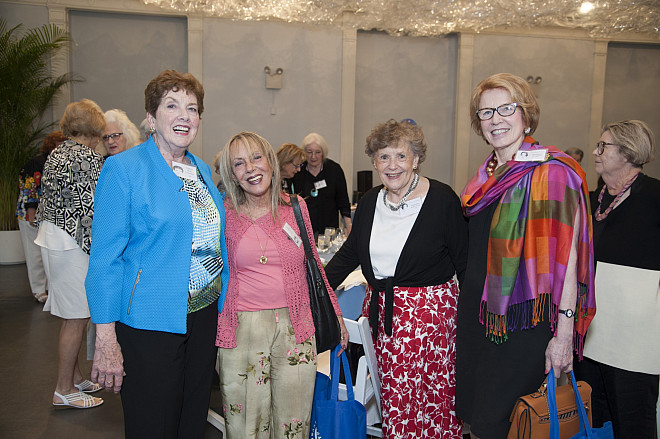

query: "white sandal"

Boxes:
[74, 380, 102, 393]
[53, 391, 103, 409]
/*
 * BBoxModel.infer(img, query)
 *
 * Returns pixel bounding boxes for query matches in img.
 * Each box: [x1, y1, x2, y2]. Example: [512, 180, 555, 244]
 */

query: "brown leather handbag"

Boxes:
[508, 372, 593, 439]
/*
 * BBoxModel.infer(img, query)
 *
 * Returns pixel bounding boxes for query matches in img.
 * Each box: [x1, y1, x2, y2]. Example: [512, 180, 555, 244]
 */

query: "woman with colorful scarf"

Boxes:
[455, 73, 596, 439]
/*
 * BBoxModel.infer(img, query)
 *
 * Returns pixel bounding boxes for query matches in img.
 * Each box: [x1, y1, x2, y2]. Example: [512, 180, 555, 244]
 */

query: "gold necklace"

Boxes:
[246, 204, 269, 264]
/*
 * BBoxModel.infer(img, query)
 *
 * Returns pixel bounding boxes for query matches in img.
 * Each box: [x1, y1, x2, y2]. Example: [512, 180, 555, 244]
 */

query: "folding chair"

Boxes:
[337, 316, 383, 437]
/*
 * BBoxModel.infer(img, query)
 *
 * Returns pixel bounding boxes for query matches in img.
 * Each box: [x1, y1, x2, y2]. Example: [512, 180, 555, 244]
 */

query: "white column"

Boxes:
[453, 33, 475, 193]
[340, 13, 358, 196]
[188, 15, 204, 158]
[587, 40, 608, 189]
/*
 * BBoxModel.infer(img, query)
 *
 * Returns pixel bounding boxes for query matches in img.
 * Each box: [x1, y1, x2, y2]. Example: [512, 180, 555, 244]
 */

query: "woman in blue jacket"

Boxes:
[86, 70, 229, 438]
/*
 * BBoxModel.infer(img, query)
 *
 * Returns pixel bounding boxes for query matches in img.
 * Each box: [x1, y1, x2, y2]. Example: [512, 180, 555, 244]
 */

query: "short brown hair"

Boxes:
[604, 120, 655, 168]
[41, 131, 67, 154]
[365, 119, 427, 166]
[276, 143, 305, 170]
[470, 73, 540, 142]
[59, 98, 105, 139]
[145, 70, 204, 117]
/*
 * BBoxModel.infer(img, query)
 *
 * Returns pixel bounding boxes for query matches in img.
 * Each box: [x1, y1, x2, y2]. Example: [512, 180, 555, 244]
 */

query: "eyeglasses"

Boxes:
[102, 132, 123, 142]
[595, 141, 620, 155]
[291, 162, 303, 170]
[476, 103, 518, 121]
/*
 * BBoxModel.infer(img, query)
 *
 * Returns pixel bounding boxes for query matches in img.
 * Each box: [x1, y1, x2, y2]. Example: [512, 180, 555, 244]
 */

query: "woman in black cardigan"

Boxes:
[325, 119, 468, 439]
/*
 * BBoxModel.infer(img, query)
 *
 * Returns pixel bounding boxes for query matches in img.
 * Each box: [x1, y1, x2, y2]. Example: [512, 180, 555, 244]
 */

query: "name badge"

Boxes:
[314, 179, 327, 190]
[172, 161, 198, 181]
[283, 222, 302, 248]
[514, 149, 548, 162]
[401, 197, 423, 214]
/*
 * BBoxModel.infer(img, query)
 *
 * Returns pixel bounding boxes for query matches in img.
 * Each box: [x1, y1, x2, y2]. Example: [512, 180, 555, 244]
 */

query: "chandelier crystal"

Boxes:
[143, 0, 660, 37]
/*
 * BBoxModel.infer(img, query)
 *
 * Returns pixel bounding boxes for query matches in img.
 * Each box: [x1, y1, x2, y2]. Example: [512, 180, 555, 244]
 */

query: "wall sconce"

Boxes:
[264, 66, 284, 89]
[526, 75, 542, 98]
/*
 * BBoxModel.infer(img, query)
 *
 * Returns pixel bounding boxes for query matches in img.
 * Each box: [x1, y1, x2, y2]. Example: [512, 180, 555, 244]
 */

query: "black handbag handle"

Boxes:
[290, 194, 316, 264]
[290, 195, 329, 300]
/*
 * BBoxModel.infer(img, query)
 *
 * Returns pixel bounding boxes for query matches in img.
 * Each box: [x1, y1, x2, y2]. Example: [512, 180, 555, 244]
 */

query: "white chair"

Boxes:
[337, 316, 383, 438]
[207, 353, 227, 436]
[207, 408, 226, 436]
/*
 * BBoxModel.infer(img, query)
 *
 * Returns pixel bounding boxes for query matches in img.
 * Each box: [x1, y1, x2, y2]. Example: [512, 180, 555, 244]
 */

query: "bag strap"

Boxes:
[329, 345, 355, 401]
[290, 194, 315, 264]
[548, 369, 594, 439]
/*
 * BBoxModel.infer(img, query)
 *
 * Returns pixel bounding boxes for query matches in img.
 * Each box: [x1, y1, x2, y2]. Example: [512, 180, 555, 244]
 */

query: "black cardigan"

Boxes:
[325, 178, 468, 336]
[291, 158, 351, 234]
[591, 173, 660, 271]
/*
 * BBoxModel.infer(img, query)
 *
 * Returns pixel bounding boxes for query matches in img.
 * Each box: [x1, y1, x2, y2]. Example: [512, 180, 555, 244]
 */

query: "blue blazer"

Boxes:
[85, 137, 229, 334]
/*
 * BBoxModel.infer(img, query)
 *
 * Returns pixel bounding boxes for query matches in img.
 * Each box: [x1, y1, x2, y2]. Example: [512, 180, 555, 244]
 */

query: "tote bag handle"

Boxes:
[329, 345, 355, 402]
[547, 369, 593, 439]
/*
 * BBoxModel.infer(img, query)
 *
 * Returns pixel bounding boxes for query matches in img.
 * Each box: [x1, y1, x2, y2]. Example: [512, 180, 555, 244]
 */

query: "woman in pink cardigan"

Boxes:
[215, 132, 348, 439]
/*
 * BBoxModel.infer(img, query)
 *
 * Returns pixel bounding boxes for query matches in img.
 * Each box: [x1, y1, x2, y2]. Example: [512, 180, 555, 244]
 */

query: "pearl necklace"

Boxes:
[594, 174, 638, 222]
[383, 173, 419, 211]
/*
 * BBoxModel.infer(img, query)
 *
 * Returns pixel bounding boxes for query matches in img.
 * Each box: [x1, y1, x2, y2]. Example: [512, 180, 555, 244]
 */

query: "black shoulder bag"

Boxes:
[290, 194, 341, 353]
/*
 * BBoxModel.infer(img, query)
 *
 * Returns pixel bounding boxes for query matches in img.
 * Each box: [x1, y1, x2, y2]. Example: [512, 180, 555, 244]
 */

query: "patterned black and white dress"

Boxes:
[35, 139, 104, 318]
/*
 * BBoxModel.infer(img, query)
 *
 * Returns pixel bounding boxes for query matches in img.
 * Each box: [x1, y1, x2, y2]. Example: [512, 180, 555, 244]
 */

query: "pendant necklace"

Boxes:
[246, 204, 269, 264]
[594, 173, 638, 222]
[383, 173, 420, 211]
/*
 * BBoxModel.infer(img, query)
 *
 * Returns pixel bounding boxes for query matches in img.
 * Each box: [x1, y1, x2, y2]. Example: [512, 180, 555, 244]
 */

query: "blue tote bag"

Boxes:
[547, 369, 614, 439]
[309, 345, 367, 439]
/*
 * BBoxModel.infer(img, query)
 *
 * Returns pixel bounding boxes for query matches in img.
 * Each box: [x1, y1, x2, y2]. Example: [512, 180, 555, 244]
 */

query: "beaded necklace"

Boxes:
[594, 173, 639, 222]
[486, 153, 498, 177]
[383, 173, 419, 211]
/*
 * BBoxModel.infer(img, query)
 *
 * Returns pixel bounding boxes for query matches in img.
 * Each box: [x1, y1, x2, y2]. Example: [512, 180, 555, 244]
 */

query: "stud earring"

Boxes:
[524, 127, 531, 134]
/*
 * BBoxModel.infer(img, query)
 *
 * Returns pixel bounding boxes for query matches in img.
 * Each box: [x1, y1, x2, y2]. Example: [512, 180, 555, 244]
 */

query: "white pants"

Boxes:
[18, 219, 47, 296]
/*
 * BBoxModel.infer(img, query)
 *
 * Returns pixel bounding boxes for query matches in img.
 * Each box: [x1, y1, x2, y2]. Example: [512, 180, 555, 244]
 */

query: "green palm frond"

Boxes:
[0, 18, 79, 230]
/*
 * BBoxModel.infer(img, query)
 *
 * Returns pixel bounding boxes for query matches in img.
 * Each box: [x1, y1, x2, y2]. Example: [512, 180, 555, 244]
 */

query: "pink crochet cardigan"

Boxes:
[216, 194, 342, 348]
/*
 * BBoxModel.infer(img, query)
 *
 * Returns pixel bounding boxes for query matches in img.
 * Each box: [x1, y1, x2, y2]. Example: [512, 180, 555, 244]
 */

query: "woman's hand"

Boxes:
[337, 317, 349, 355]
[91, 322, 125, 393]
[544, 334, 573, 376]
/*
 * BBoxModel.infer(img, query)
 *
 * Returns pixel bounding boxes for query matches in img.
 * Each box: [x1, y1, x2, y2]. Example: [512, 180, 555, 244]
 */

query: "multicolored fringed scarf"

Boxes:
[461, 137, 596, 358]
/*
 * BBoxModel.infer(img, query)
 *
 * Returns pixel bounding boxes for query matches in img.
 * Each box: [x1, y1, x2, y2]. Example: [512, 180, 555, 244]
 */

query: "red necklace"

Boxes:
[594, 174, 638, 221]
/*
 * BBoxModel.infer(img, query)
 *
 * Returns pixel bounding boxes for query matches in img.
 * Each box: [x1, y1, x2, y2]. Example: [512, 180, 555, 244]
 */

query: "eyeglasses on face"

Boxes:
[595, 141, 620, 155]
[291, 162, 303, 169]
[102, 132, 123, 142]
[476, 103, 518, 121]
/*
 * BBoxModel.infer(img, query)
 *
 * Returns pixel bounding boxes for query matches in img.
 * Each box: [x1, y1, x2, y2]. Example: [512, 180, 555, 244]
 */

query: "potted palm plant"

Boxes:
[0, 18, 76, 263]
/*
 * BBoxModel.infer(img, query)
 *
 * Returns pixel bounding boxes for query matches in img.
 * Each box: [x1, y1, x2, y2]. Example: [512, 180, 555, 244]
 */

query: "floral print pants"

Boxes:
[363, 280, 463, 438]
[219, 307, 317, 439]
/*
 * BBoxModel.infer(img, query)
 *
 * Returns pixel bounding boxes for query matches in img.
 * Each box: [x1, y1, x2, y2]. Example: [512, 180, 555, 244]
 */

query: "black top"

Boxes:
[591, 173, 660, 270]
[455, 201, 554, 438]
[291, 158, 351, 234]
[325, 178, 468, 336]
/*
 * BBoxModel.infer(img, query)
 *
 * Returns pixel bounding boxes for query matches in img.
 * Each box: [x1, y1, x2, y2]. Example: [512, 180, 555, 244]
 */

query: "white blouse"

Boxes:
[369, 189, 426, 279]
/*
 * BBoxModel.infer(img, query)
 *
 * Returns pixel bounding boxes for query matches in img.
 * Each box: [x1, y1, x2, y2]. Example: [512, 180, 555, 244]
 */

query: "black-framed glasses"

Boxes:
[292, 162, 303, 170]
[595, 141, 620, 155]
[102, 132, 123, 142]
[476, 103, 518, 121]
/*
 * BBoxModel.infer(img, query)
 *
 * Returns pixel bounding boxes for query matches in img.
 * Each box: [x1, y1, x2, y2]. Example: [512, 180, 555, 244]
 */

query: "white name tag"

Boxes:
[314, 179, 327, 190]
[514, 149, 548, 162]
[172, 161, 198, 180]
[283, 222, 302, 248]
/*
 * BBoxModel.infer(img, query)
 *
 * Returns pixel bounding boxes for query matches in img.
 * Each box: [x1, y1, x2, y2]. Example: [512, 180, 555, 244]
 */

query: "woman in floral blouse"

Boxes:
[16, 131, 66, 303]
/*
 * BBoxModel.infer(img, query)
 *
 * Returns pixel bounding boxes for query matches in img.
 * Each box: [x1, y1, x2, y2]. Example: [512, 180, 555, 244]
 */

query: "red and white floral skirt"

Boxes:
[362, 280, 462, 439]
